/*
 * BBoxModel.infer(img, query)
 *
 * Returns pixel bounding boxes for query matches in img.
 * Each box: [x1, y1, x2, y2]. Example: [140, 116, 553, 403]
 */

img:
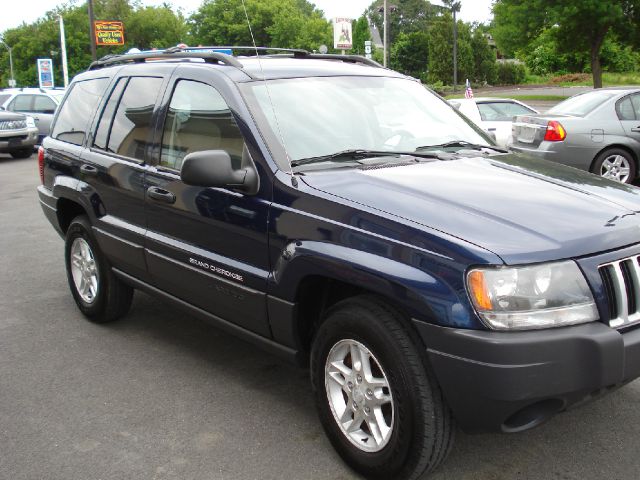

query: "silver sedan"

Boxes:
[510, 88, 640, 183]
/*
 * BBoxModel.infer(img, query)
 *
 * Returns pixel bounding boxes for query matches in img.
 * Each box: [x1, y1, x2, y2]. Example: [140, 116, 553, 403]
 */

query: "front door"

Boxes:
[144, 70, 272, 337]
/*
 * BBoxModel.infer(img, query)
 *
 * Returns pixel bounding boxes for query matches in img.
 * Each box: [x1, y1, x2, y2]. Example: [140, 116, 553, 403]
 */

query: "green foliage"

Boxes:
[365, 0, 439, 45]
[491, 0, 640, 87]
[470, 30, 497, 84]
[351, 16, 371, 55]
[426, 14, 474, 85]
[600, 38, 640, 72]
[495, 61, 526, 85]
[390, 31, 428, 81]
[189, 0, 331, 52]
[0, 0, 187, 88]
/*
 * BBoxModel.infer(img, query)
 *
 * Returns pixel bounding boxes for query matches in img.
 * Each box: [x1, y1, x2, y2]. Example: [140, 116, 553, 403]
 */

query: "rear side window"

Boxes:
[52, 78, 109, 146]
[9, 95, 32, 112]
[33, 95, 57, 113]
[617, 94, 640, 121]
[106, 77, 162, 161]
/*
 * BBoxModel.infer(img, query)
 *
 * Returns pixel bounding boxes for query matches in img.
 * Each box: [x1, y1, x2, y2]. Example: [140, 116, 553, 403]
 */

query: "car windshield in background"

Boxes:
[548, 91, 617, 116]
[241, 76, 489, 168]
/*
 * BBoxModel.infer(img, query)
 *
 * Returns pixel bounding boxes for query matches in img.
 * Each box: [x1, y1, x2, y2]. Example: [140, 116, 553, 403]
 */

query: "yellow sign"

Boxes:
[95, 21, 124, 46]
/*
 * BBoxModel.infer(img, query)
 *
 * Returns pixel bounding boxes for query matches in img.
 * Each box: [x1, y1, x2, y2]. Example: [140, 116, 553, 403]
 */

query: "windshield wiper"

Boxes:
[290, 149, 440, 168]
[416, 140, 508, 153]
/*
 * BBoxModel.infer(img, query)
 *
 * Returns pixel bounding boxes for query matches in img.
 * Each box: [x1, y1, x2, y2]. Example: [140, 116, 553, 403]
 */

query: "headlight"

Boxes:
[467, 261, 598, 330]
[26, 116, 36, 128]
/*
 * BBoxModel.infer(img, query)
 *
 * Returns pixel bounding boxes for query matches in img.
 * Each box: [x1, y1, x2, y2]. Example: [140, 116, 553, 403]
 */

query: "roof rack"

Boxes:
[291, 52, 382, 68]
[87, 46, 383, 71]
[88, 50, 244, 70]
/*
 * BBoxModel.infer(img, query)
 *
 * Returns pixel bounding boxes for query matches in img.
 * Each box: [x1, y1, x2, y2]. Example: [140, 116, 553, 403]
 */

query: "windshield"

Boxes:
[240, 76, 489, 169]
[548, 91, 616, 116]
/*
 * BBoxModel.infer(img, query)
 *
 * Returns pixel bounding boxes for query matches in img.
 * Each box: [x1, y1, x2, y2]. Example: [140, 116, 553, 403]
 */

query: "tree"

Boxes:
[365, 0, 439, 46]
[0, 0, 187, 87]
[189, 0, 331, 51]
[390, 31, 428, 81]
[470, 29, 497, 84]
[426, 13, 473, 85]
[492, 0, 640, 88]
[351, 15, 371, 55]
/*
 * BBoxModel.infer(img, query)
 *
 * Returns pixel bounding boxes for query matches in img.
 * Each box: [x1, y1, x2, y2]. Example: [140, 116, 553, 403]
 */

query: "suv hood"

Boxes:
[301, 154, 640, 264]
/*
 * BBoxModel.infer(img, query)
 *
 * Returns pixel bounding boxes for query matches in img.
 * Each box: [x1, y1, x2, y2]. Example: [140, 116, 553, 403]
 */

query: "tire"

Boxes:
[65, 215, 133, 323]
[591, 148, 636, 184]
[10, 148, 32, 159]
[310, 295, 454, 480]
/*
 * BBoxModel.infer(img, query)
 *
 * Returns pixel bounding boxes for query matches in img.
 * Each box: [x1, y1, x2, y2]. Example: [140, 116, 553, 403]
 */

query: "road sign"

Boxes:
[333, 18, 353, 50]
[364, 40, 372, 54]
[37, 58, 54, 89]
[95, 21, 124, 46]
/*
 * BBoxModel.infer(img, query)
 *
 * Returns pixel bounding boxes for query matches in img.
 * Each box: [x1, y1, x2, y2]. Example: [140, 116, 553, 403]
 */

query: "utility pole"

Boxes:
[383, 0, 388, 67]
[59, 16, 69, 87]
[0, 39, 15, 87]
[452, 1, 461, 91]
[88, 0, 97, 61]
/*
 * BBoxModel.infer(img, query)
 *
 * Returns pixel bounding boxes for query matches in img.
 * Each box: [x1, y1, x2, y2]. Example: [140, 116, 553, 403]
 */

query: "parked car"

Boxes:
[37, 48, 640, 480]
[0, 110, 38, 158]
[0, 87, 66, 143]
[449, 97, 538, 147]
[511, 88, 640, 183]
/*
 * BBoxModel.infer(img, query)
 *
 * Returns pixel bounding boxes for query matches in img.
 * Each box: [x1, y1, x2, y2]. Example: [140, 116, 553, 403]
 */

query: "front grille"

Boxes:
[0, 120, 27, 130]
[599, 255, 640, 328]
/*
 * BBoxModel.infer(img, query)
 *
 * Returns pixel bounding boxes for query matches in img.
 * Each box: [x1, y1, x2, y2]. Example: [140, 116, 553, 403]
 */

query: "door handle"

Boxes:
[79, 164, 98, 176]
[631, 127, 640, 133]
[147, 186, 176, 204]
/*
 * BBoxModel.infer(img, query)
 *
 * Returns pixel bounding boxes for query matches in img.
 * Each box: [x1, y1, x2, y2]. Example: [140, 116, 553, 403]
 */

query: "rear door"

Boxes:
[144, 66, 272, 337]
[31, 94, 58, 139]
[617, 93, 640, 145]
[81, 73, 168, 281]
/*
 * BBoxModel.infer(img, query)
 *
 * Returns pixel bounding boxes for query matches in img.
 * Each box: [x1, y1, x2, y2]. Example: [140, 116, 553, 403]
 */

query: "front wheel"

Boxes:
[10, 148, 32, 159]
[592, 148, 636, 184]
[65, 215, 133, 323]
[311, 296, 454, 480]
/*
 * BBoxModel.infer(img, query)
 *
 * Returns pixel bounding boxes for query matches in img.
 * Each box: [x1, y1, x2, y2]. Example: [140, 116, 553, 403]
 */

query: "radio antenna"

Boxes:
[240, 0, 296, 181]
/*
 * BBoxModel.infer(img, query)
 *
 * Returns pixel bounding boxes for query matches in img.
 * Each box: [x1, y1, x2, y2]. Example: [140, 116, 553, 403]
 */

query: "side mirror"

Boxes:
[180, 150, 258, 194]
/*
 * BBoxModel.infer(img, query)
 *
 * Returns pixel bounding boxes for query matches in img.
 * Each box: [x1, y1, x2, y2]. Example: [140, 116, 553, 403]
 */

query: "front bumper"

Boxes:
[0, 127, 38, 152]
[415, 319, 640, 433]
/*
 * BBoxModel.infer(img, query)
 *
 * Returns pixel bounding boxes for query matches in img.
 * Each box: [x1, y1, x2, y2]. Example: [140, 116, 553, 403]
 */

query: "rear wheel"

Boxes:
[65, 215, 133, 323]
[592, 148, 636, 184]
[10, 148, 31, 159]
[311, 296, 454, 480]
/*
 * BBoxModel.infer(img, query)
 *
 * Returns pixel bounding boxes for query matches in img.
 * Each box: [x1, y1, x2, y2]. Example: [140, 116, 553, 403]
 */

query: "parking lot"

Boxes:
[2, 154, 640, 480]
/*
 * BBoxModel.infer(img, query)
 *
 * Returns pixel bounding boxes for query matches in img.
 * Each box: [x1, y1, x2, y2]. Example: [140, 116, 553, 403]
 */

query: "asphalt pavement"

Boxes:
[2, 155, 640, 480]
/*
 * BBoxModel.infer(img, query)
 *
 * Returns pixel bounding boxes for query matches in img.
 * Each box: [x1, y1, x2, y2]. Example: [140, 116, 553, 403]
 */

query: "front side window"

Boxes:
[51, 78, 109, 146]
[160, 80, 244, 171]
[240, 76, 489, 168]
[9, 95, 32, 112]
[107, 76, 162, 161]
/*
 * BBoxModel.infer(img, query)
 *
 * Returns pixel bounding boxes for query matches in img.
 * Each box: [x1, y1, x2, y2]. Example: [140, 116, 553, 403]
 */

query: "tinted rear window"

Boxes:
[51, 78, 109, 146]
[548, 91, 616, 116]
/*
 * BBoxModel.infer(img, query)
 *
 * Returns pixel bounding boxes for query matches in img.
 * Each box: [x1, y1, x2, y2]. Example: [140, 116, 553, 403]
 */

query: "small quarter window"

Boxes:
[160, 80, 244, 171]
[51, 78, 109, 146]
[93, 78, 127, 151]
[107, 77, 162, 161]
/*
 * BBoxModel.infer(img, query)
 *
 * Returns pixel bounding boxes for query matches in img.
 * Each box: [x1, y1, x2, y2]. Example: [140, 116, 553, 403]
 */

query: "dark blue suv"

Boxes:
[37, 48, 640, 480]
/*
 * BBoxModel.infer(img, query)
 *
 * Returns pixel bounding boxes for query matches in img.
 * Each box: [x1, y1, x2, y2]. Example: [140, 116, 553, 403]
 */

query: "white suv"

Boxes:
[0, 88, 66, 143]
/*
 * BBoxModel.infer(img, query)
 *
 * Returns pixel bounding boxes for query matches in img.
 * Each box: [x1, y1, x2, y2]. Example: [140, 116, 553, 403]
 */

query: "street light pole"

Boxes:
[59, 16, 69, 87]
[452, 5, 458, 90]
[0, 40, 15, 87]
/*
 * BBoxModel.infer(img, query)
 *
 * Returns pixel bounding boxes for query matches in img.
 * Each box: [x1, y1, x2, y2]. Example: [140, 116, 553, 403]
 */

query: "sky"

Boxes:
[0, 0, 493, 35]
